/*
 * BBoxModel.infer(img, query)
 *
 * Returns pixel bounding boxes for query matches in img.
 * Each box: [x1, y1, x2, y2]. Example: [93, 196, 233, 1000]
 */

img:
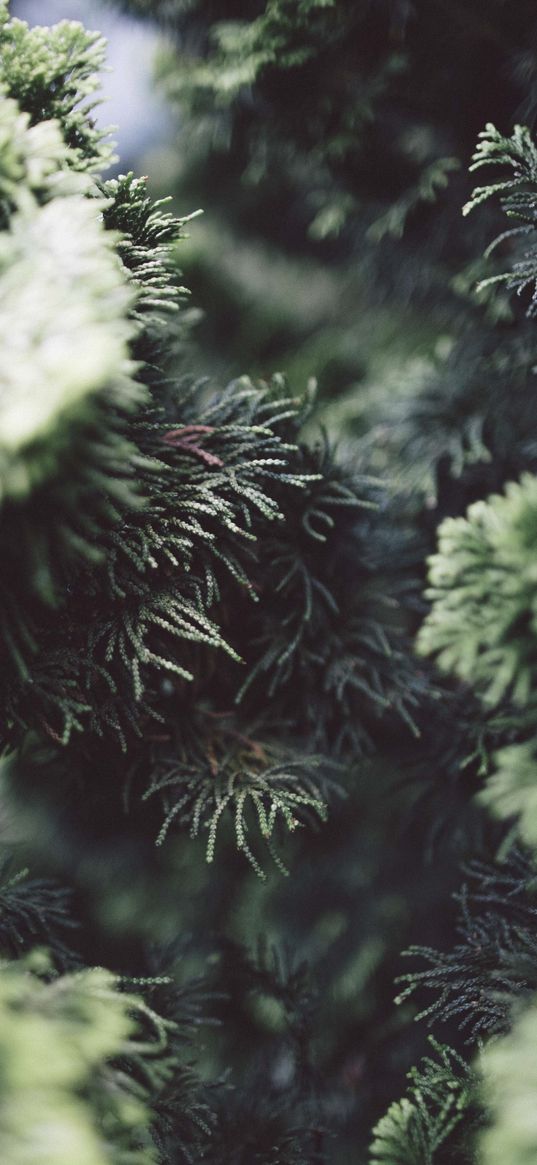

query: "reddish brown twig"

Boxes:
[161, 425, 224, 467]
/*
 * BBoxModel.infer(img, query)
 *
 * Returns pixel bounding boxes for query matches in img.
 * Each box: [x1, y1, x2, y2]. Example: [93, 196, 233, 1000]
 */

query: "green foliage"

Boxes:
[418, 474, 537, 708]
[0, 954, 160, 1165]
[151, 0, 414, 211]
[198, 940, 325, 1164]
[144, 737, 330, 878]
[463, 123, 537, 309]
[478, 992, 537, 1165]
[0, 190, 136, 502]
[0, 0, 114, 172]
[159, 0, 396, 135]
[0, 96, 88, 225]
[417, 117, 537, 875]
[479, 741, 537, 850]
[0, 0, 422, 919]
[0, 7, 152, 671]
[224, 428, 424, 750]
[11, 0, 537, 1162]
[364, 326, 537, 510]
[366, 158, 461, 246]
[369, 1040, 475, 1165]
[0, 377, 327, 749]
[0, 861, 76, 965]
[0, 843, 213, 1164]
[100, 173, 200, 352]
[116, 0, 537, 422]
[396, 848, 537, 1040]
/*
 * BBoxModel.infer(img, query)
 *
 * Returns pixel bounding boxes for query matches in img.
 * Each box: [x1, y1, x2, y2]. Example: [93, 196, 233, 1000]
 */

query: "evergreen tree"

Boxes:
[8, 0, 537, 1162]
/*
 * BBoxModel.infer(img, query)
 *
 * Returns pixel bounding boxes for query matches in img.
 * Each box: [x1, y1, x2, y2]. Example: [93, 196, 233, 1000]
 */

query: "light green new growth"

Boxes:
[0, 0, 114, 173]
[0, 96, 89, 219]
[0, 7, 143, 509]
[0, 194, 136, 500]
[370, 1040, 473, 1165]
[479, 992, 537, 1165]
[0, 3, 157, 638]
[0, 954, 160, 1165]
[418, 474, 537, 708]
[479, 740, 537, 849]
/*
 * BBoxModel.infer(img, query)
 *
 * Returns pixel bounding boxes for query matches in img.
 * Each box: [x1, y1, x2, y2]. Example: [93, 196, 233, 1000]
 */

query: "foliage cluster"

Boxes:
[7, 0, 537, 1162]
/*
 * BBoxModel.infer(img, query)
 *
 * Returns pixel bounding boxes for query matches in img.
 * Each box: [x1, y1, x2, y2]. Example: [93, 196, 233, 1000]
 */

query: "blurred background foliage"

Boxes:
[104, 0, 537, 436]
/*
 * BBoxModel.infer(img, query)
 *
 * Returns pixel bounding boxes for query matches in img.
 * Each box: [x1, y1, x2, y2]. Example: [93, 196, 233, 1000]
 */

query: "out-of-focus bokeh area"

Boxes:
[10, 0, 484, 447]
[13, 0, 427, 425]
[16, 0, 525, 463]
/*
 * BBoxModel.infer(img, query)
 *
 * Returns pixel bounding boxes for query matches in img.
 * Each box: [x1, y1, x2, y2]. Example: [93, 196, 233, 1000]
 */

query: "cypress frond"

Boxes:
[142, 725, 333, 876]
[396, 848, 537, 1041]
[464, 123, 537, 311]
[418, 474, 537, 712]
[0, 3, 115, 173]
[370, 1039, 475, 1165]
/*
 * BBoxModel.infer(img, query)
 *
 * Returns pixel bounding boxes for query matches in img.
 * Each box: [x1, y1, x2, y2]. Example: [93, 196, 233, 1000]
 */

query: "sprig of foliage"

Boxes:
[100, 172, 200, 353]
[0, 1, 114, 172]
[143, 729, 331, 878]
[367, 157, 461, 244]
[0, 861, 77, 966]
[0, 11, 155, 676]
[463, 123, 537, 311]
[370, 1039, 475, 1165]
[396, 848, 537, 1041]
[0, 168, 149, 676]
[418, 474, 537, 710]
